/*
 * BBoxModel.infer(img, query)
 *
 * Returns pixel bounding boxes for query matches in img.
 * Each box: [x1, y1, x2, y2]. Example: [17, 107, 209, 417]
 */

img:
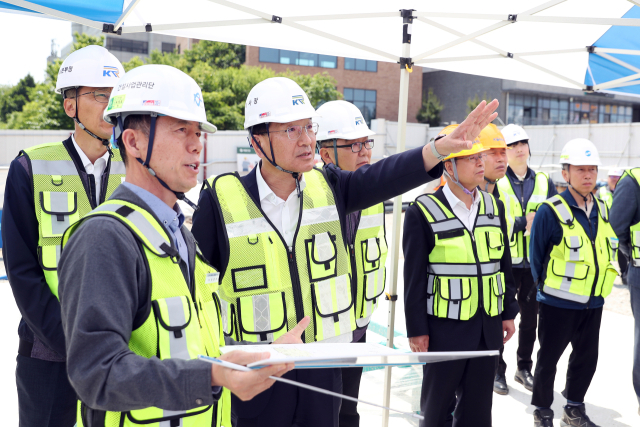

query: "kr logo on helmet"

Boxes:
[103, 66, 119, 78]
[292, 95, 305, 106]
[194, 93, 202, 107]
[355, 116, 364, 126]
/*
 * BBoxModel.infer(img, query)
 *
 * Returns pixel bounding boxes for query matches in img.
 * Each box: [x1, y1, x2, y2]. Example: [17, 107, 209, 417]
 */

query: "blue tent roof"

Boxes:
[586, 5, 640, 96]
[0, 1, 124, 24]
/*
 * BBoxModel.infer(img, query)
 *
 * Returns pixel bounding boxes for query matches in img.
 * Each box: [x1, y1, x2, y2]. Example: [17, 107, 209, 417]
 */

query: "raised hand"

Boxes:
[435, 99, 500, 157]
[273, 316, 310, 345]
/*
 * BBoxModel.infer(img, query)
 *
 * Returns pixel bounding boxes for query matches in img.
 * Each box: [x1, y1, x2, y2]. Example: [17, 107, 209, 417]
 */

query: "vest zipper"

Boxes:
[287, 246, 305, 326]
[586, 209, 599, 298]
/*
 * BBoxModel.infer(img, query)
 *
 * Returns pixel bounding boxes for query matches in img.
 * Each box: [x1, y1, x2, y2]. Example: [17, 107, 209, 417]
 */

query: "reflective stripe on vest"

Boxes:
[212, 169, 355, 344]
[623, 169, 640, 267]
[23, 142, 125, 298]
[65, 199, 230, 427]
[353, 203, 387, 328]
[541, 194, 619, 303]
[497, 171, 549, 264]
[415, 191, 506, 320]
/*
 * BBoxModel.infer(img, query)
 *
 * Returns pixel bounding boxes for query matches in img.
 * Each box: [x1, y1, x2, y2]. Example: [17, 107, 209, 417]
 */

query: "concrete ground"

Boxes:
[0, 212, 637, 426]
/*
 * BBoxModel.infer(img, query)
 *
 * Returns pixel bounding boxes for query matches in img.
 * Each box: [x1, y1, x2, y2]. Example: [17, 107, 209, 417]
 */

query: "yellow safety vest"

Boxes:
[598, 186, 613, 209]
[414, 191, 506, 320]
[541, 195, 619, 303]
[352, 203, 388, 328]
[20, 141, 125, 298]
[62, 199, 231, 427]
[209, 168, 356, 344]
[497, 171, 550, 264]
[619, 168, 640, 267]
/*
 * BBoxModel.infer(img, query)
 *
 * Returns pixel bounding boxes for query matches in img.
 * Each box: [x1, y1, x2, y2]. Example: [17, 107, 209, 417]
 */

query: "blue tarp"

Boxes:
[585, 6, 640, 96]
[0, 1, 124, 24]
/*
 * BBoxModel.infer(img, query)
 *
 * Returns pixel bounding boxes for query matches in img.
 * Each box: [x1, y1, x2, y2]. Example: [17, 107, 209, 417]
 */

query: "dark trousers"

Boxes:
[232, 368, 341, 427]
[630, 283, 640, 406]
[420, 345, 496, 427]
[16, 354, 76, 427]
[339, 332, 366, 427]
[498, 268, 538, 374]
[531, 303, 602, 408]
[620, 252, 629, 282]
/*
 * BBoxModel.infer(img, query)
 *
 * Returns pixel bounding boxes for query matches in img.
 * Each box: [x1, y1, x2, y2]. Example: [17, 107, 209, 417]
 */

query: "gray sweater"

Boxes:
[609, 174, 640, 286]
[58, 185, 222, 412]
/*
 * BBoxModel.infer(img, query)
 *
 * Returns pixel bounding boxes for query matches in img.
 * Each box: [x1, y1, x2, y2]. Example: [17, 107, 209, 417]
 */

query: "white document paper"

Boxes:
[219, 343, 498, 369]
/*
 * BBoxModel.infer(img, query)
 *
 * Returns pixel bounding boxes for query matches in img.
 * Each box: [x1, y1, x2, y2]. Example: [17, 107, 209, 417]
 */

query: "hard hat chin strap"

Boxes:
[484, 176, 498, 192]
[444, 159, 475, 196]
[118, 114, 199, 211]
[249, 125, 302, 197]
[332, 138, 340, 169]
[73, 87, 113, 157]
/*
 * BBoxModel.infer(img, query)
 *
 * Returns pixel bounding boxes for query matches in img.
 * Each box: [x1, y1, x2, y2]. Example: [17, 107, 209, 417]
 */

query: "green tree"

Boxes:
[183, 41, 246, 70]
[416, 87, 443, 126]
[5, 32, 103, 129]
[466, 92, 488, 114]
[0, 74, 36, 122]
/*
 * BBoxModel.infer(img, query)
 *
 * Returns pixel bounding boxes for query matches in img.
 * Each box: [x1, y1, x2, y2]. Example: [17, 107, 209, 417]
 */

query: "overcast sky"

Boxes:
[1, 11, 72, 86]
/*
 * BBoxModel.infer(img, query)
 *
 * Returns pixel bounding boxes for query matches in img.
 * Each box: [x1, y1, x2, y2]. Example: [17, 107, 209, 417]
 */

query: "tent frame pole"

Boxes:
[381, 9, 414, 427]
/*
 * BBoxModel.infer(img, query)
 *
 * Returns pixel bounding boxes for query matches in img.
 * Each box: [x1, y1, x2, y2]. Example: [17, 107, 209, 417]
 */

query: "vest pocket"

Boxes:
[606, 237, 619, 262]
[312, 274, 355, 341]
[563, 236, 585, 262]
[231, 265, 268, 293]
[486, 231, 504, 260]
[599, 263, 619, 298]
[361, 237, 381, 273]
[436, 277, 472, 320]
[38, 245, 60, 271]
[547, 259, 590, 298]
[152, 296, 198, 360]
[306, 232, 338, 281]
[487, 274, 505, 316]
[39, 191, 79, 237]
[633, 231, 640, 266]
[125, 405, 212, 426]
[218, 296, 235, 338]
[237, 292, 287, 343]
[358, 269, 386, 323]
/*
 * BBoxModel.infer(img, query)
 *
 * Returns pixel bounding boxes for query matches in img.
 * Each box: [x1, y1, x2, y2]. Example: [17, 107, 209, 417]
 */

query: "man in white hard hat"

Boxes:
[192, 77, 499, 427]
[316, 100, 384, 427]
[58, 65, 306, 427]
[609, 166, 640, 415]
[1, 45, 125, 427]
[494, 124, 557, 395]
[529, 139, 619, 427]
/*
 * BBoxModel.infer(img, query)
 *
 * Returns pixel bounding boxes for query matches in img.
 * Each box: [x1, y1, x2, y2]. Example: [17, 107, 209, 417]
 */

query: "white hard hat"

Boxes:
[104, 64, 216, 134]
[244, 77, 320, 129]
[55, 45, 124, 95]
[559, 138, 601, 166]
[315, 100, 374, 141]
[608, 168, 625, 177]
[502, 124, 529, 145]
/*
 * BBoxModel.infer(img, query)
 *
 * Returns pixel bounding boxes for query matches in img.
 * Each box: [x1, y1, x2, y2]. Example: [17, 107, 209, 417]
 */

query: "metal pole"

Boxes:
[381, 9, 414, 427]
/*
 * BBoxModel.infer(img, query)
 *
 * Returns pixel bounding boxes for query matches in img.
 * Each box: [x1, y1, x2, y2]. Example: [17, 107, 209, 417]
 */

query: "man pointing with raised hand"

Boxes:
[192, 76, 498, 427]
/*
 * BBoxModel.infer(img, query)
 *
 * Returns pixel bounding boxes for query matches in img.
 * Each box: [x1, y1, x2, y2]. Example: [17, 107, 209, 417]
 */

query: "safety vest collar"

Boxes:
[417, 189, 499, 233]
[546, 193, 609, 227]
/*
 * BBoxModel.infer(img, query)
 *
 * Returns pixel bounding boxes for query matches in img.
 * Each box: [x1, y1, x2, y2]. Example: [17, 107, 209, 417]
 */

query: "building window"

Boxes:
[344, 58, 378, 73]
[162, 42, 176, 54]
[106, 37, 148, 54]
[258, 47, 337, 68]
[344, 57, 377, 72]
[343, 88, 376, 126]
[507, 93, 632, 125]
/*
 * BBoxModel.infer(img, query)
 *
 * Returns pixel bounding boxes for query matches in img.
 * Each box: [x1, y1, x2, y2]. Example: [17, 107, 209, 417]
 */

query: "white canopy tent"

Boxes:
[4, 0, 640, 424]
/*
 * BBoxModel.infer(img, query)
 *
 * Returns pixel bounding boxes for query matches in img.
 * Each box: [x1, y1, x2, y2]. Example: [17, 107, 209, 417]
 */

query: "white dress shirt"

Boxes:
[72, 134, 110, 202]
[443, 182, 481, 231]
[255, 164, 306, 248]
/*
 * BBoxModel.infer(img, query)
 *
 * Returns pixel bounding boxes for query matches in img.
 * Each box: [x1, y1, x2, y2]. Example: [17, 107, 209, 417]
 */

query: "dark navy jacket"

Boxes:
[192, 146, 442, 296]
[529, 189, 605, 309]
[503, 166, 558, 269]
[610, 173, 640, 287]
[1, 136, 108, 360]
[402, 188, 519, 352]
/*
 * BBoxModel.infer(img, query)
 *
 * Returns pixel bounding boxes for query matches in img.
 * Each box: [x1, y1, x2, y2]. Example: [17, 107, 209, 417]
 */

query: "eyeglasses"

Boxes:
[459, 153, 487, 163]
[76, 89, 112, 104]
[334, 139, 375, 153]
[269, 123, 319, 140]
